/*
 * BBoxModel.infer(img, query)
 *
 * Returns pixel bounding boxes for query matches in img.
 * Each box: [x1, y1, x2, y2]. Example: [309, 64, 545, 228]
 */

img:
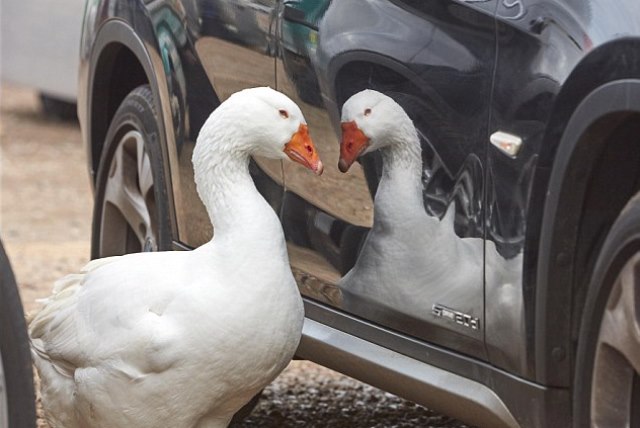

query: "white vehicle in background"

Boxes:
[1, 0, 83, 119]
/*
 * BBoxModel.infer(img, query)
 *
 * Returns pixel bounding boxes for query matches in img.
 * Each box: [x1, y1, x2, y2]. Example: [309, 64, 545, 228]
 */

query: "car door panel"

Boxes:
[277, 0, 497, 358]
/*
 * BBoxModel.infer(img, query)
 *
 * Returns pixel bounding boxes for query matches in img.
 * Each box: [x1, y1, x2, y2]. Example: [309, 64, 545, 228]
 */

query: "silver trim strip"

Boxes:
[298, 318, 520, 428]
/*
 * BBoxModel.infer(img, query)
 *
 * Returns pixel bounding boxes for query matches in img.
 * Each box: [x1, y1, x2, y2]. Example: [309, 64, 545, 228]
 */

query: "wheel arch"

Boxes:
[85, 19, 178, 239]
[534, 78, 640, 387]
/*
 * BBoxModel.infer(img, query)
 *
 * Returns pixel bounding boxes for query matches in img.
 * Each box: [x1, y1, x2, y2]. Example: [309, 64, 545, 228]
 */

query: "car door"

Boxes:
[276, 0, 498, 358]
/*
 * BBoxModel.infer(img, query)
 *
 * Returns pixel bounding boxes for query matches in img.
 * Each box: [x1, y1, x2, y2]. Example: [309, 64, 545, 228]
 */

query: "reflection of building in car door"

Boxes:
[177, 0, 283, 247]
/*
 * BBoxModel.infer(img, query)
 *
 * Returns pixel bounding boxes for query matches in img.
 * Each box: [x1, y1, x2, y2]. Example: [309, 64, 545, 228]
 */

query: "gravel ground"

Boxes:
[0, 84, 472, 428]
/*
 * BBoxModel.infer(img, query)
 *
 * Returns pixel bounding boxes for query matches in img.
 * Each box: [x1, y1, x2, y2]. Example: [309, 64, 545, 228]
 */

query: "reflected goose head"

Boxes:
[199, 87, 323, 174]
[338, 89, 413, 172]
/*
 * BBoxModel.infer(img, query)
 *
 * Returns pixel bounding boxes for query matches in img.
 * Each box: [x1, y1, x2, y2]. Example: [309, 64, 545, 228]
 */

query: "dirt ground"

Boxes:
[0, 84, 470, 428]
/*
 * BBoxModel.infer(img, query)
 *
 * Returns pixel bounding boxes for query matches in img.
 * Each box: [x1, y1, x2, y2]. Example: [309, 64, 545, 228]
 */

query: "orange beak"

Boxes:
[339, 121, 370, 173]
[284, 124, 323, 175]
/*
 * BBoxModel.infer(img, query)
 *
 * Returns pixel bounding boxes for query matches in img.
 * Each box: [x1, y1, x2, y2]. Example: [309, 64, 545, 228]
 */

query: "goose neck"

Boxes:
[193, 137, 272, 238]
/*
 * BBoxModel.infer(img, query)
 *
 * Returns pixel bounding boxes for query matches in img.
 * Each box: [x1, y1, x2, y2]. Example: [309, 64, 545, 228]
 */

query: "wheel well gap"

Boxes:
[90, 44, 148, 179]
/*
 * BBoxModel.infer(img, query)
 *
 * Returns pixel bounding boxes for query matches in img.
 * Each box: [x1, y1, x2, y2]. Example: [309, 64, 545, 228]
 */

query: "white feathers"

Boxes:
[29, 88, 305, 428]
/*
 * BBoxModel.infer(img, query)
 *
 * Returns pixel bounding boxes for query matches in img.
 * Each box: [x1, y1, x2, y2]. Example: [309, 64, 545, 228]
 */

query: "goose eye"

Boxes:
[364, 108, 372, 116]
[279, 109, 289, 119]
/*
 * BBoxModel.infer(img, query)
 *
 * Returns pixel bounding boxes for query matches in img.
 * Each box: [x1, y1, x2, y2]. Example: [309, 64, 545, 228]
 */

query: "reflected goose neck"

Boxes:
[374, 122, 425, 222]
[379, 124, 422, 181]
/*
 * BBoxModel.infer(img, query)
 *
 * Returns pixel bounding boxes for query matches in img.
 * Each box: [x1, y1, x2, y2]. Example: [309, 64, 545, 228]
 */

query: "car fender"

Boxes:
[535, 78, 640, 386]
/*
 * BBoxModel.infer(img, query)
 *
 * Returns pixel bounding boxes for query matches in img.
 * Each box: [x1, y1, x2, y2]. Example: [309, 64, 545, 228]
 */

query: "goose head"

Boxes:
[198, 87, 323, 174]
[338, 89, 415, 172]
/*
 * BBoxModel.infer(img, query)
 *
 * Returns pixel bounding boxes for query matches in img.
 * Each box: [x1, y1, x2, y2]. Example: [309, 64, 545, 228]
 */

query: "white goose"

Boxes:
[338, 90, 498, 319]
[29, 87, 323, 428]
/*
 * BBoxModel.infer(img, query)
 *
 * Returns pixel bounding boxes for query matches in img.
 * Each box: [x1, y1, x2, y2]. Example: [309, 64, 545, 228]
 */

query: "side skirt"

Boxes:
[299, 300, 570, 428]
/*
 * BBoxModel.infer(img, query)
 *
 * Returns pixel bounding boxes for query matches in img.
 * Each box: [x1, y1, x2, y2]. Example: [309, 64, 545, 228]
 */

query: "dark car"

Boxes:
[78, 1, 640, 426]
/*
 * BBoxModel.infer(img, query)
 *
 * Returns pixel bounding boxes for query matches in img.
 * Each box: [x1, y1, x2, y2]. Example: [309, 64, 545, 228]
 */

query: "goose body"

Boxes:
[29, 87, 322, 428]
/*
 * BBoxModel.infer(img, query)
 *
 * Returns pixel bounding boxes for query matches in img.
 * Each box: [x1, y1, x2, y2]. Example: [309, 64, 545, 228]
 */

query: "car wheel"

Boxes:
[91, 85, 172, 258]
[574, 192, 640, 427]
[0, 239, 36, 428]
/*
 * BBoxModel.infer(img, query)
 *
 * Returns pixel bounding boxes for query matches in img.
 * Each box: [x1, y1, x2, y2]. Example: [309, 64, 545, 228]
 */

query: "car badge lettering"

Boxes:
[432, 304, 480, 330]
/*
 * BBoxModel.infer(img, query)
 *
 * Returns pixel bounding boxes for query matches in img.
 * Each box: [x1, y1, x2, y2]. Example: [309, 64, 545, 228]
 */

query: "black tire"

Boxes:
[39, 93, 77, 122]
[0, 239, 36, 428]
[574, 192, 640, 427]
[91, 85, 172, 259]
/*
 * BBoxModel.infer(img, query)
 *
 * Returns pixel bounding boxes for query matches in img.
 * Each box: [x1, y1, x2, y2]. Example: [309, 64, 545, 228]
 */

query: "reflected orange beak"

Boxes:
[339, 121, 370, 173]
[284, 124, 324, 175]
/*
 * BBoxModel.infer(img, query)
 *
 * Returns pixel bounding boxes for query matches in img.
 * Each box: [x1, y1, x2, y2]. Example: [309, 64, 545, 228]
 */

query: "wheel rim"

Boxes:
[99, 130, 158, 256]
[0, 347, 8, 428]
[591, 253, 640, 427]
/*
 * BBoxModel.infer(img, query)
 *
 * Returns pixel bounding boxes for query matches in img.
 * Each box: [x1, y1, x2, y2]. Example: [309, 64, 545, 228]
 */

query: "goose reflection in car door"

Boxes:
[337, 90, 510, 339]
[277, 0, 503, 356]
